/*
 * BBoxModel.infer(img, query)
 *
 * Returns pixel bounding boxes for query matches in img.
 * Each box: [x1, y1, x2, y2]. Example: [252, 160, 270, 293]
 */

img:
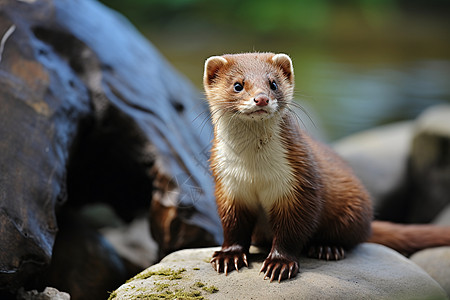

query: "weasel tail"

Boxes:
[369, 221, 450, 257]
[203, 52, 450, 282]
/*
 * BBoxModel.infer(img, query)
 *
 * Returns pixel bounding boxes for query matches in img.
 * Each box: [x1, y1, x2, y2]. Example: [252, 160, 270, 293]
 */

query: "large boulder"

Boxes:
[110, 244, 448, 299]
[411, 246, 450, 296]
[334, 105, 450, 223]
[434, 204, 450, 226]
[407, 105, 450, 223]
[0, 0, 221, 295]
[333, 122, 413, 221]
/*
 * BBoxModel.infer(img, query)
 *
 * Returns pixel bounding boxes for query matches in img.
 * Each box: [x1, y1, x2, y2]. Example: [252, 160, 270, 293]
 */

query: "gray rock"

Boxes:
[17, 287, 70, 300]
[408, 104, 450, 223]
[111, 244, 447, 300]
[411, 247, 450, 296]
[434, 204, 450, 226]
[101, 216, 158, 268]
[333, 105, 450, 224]
[333, 121, 413, 220]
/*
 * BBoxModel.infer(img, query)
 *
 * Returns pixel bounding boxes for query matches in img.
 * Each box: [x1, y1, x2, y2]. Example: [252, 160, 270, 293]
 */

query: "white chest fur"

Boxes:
[213, 115, 294, 210]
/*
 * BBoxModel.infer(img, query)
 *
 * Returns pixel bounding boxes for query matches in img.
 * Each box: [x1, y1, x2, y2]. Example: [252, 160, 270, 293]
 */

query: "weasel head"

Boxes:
[203, 52, 294, 123]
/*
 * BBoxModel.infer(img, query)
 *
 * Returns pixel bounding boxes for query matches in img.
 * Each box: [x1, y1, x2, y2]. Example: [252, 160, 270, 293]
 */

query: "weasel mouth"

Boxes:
[247, 109, 268, 115]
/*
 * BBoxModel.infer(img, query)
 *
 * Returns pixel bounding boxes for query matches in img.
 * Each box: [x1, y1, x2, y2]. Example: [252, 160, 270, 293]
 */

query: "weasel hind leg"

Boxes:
[307, 244, 346, 260]
[306, 202, 371, 261]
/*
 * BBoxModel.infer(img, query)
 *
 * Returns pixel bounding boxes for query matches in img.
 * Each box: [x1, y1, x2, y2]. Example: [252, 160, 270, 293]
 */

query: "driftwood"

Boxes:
[0, 0, 221, 295]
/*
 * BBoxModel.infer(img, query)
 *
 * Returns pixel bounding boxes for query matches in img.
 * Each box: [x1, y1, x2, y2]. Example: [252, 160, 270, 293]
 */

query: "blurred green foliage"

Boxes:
[99, 0, 450, 52]
[98, 0, 450, 140]
[100, 0, 448, 36]
[102, 0, 364, 33]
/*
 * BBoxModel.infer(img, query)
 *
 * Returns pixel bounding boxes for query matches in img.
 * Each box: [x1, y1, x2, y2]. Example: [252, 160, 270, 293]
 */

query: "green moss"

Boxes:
[127, 268, 187, 283]
[202, 285, 219, 294]
[168, 269, 186, 280]
[107, 290, 117, 300]
[193, 267, 200, 270]
[154, 282, 170, 292]
[203, 257, 211, 263]
[133, 290, 204, 299]
[114, 267, 220, 299]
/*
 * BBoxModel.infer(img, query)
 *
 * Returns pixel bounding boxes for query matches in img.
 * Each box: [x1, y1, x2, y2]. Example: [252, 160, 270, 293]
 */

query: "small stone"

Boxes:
[17, 287, 70, 300]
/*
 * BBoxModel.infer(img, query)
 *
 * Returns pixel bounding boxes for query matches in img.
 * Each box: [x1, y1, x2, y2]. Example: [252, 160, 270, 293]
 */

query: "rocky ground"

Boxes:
[2, 0, 449, 298]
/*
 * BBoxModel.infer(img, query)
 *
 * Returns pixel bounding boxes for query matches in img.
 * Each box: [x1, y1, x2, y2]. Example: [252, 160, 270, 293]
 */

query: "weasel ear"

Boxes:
[272, 53, 294, 83]
[204, 56, 228, 87]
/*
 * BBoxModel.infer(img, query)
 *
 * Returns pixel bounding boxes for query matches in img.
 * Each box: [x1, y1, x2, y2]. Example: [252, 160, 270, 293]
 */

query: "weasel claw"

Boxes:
[260, 257, 299, 282]
[234, 256, 240, 272]
[224, 261, 228, 275]
[308, 245, 346, 261]
[211, 249, 249, 275]
[243, 253, 248, 267]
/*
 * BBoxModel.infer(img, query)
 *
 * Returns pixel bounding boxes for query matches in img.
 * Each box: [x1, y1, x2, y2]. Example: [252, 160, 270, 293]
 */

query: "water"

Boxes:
[109, 3, 450, 141]
[161, 56, 449, 140]
[300, 59, 450, 139]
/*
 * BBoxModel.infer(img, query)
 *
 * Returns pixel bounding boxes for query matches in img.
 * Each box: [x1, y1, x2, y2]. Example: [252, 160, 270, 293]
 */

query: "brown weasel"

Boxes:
[203, 52, 450, 282]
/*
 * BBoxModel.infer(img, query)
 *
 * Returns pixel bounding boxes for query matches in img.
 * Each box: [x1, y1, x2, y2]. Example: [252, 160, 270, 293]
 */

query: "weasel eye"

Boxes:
[233, 82, 244, 92]
[270, 80, 278, 91]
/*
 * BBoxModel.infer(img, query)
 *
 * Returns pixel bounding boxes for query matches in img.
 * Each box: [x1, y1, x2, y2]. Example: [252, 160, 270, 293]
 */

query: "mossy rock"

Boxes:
[110, 245, 447, 299]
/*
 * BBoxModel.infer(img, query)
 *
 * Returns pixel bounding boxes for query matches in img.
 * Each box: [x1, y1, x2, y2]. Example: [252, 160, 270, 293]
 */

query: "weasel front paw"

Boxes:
[211, 247, 249, 275]
[260, 256, 299, 282]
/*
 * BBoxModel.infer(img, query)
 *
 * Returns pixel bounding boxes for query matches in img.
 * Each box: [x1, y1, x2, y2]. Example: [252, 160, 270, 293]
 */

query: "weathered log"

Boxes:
[0, 0, 221, 294]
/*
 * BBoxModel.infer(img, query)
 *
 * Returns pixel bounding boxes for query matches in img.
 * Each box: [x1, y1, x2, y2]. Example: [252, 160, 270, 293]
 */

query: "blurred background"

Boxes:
[99, 0, 450, 141]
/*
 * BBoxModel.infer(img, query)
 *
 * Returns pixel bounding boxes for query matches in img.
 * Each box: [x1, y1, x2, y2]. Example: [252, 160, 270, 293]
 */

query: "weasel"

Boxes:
[203, 52, 450, 282]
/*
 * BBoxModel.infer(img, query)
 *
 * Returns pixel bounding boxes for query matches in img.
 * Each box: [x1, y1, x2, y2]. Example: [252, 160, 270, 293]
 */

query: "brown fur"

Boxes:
[369, 221, 450, 256]
[204, 52, 450, 282]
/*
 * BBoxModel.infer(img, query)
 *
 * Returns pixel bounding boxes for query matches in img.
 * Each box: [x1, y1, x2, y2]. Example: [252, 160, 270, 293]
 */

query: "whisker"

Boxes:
[293, 89, 313, 100]
[286, 107, 308, 132]
[277, 110, 289, 128]
[195, 110, 213, 127]
[287, 101, 316, 129]
[196, 106, 233, 135]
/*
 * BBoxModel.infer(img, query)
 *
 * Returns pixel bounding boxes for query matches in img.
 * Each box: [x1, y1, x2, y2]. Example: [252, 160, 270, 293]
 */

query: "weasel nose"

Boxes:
[254, 94, 269, 107]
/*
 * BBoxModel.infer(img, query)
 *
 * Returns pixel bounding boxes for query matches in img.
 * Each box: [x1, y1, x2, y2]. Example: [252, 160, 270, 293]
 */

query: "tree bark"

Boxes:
[0, 0, 221, 293]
